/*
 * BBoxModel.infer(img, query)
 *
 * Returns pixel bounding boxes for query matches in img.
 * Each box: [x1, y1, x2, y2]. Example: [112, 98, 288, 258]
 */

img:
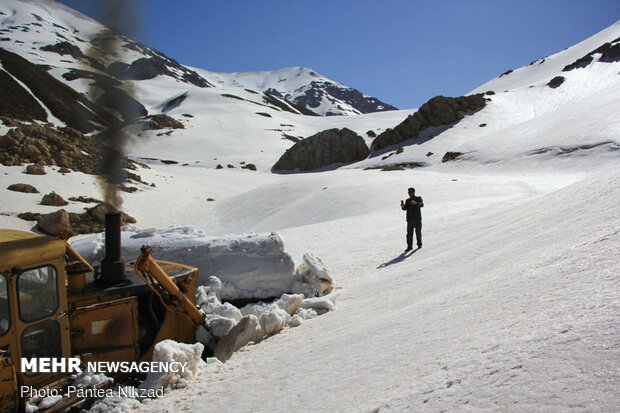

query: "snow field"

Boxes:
[134, 167, 618, 412]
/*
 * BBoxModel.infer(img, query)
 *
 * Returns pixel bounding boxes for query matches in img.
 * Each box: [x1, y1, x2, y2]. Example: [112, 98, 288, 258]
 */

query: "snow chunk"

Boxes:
[259, 308, 290, 335]
[71, 370, 113, 389]
[293, 253, 334, 297]
[275, 293, 304, 315]
[289, 308, 319, 327]
[301, 291, 340, 313]
[140, 340, 206, 391]
[213, 315, 261, 362]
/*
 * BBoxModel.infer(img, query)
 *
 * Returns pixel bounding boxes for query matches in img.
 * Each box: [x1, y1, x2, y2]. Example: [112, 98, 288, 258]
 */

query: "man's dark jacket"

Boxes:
[402, 196, 424, 222]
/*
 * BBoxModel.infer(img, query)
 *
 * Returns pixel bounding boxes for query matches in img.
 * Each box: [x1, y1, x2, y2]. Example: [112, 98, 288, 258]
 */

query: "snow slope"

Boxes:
[129, 18, 619, 413]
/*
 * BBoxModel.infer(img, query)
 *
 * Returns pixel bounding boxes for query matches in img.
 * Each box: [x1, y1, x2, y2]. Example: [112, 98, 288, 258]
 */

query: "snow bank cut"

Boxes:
[71, 226, 296, 299]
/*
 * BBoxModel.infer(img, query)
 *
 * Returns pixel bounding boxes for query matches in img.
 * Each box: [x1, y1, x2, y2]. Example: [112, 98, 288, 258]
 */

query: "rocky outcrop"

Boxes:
[273, 128, 370, 171]
[30, 202, 137, 236]
[547, 76, 565, 89]
[0, 123, 141, 190]
[442, 152, 464, 163]
[0, 124, 101, 172]
[108, 55, 212, 88]
[25, 164, 46, 175]
[147, 114, 184, 130]
[39, 41, 83, 59]
[41, 191, 68, 206]
[38, 209, 71, 235]
[563, 39, 620, 71]
[371, 95, 487, 152]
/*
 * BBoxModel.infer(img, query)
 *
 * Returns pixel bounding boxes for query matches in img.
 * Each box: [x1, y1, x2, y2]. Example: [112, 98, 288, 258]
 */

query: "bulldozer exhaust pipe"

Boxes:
[100, 211, 126, 284]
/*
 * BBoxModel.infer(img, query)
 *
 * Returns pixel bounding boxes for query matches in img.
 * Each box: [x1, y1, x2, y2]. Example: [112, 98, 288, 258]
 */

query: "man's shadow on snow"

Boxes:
[377, 248, 419, 268]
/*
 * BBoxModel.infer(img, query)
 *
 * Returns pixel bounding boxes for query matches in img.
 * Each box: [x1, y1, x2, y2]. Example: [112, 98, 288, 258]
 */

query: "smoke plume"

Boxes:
[83, 0, 144, 211]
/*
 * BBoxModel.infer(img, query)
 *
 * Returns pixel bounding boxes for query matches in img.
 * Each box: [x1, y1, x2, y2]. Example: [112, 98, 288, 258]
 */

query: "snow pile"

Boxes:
[71, 225, 339, 361]
[71, 227, 297, 299]
[196, 270, 339, 360]
[140, 340, 206, 391]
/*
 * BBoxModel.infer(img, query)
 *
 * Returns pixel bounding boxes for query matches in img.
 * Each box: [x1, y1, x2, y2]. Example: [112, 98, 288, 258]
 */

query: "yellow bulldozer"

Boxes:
[0, 212, 206, 412]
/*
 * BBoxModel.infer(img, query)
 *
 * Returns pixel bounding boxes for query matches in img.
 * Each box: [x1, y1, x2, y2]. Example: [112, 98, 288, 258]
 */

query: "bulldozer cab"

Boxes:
[0, 230, 71, 408]
[0, 225, 203, 411]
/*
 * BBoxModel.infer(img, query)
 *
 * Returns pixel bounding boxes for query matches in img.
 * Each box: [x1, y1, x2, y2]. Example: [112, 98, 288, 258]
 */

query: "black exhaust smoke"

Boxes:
[85, 1, 143, 211]
[100, 212, 126, 284]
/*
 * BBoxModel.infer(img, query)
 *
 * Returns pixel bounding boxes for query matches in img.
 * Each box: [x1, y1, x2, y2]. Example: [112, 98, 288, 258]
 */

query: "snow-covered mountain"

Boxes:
[204, 66, 398, 116]
[0, 0, 395, 118]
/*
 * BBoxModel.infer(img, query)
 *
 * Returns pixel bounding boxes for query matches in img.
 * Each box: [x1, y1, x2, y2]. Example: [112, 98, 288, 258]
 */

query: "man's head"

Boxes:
[408, 187, 415, 196]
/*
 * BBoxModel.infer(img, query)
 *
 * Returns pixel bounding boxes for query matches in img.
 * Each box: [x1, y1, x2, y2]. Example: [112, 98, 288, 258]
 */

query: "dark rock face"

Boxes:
[39, 41, 83, 59]
[547, 76, 565, 88]
[0, 68, 48, 122]
[0, 48, 113, 132]
[108, 54, 212, 88]
[371, 95, 486, 152]
[263, 92, 319, 116]
[563, 38, 620, 71]
[442, 152, 464, 163]
[273, 128, 370, 171]
[120, 40, 213, 88]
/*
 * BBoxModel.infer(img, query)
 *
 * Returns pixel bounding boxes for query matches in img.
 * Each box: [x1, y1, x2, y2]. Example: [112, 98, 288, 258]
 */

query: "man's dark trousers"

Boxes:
[407, 220, 422, 249]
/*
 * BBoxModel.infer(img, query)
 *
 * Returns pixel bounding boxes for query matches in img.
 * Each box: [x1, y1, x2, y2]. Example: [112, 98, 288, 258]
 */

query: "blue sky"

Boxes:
[57, 0, 620, 109]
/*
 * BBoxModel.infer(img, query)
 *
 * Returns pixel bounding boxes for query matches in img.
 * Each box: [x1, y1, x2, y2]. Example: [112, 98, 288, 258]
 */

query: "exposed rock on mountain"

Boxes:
[147, 114, 185, 130]
[40, 41, 83, 59]
[371, 95, 486, 152]
[262, 92, 319, 116]
[0, 48, 114, 132]
[273, 128, 369, 171]
[0, 67, 48, 122]
[563, 37, 620, 71]
[442, 151, 464, 162]
[291, 80, 398, 116]
[547, 76, 565, 88]
[0, 122, 139, 181]
[113, 39, 213, 88]
[0, 123, 101, 171]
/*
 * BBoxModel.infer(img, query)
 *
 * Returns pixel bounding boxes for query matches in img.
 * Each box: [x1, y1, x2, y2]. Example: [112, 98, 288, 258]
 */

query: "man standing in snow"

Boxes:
[401, 187, 423, 252]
